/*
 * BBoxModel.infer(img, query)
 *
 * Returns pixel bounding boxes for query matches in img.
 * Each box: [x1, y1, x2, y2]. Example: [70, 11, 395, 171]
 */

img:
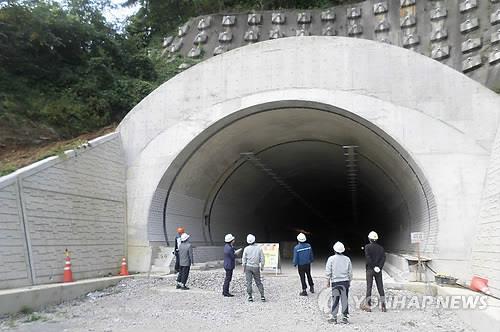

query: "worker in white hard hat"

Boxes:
[325, 241, 352, 324]
[292, 233, 315, 296]
[362, 231, 387, 312]
[222, 233, 236, 297]
[242, 234, 265, 302]
[176, 233, 193, 290]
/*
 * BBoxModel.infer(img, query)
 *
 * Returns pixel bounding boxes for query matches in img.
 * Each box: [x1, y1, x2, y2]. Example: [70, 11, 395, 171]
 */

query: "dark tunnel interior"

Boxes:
[210, 141, 405, 257]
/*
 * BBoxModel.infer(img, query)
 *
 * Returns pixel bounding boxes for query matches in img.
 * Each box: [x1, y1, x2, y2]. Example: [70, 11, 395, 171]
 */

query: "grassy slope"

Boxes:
[0, 125, 116, 176]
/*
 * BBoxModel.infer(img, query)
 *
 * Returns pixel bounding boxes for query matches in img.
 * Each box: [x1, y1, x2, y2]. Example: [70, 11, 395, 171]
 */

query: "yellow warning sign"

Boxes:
[259, 243, 280, 273]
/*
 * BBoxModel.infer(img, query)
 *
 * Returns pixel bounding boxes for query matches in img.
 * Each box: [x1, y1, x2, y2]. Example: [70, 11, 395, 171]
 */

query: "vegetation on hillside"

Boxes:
[1, 0, 179, 139]
[0, 0, 361, 175]
[1, 0, 355, 141]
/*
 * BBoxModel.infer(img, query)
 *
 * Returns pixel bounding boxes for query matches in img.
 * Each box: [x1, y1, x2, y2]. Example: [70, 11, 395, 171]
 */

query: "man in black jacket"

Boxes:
[223, 234, 236, 297]
[362, 231, 387, 312]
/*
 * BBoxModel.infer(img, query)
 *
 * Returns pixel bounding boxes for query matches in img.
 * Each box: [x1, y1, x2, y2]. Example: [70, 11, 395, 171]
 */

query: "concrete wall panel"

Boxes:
[0, 182, 31, 288]
[472, 128, 500, 296]
[0, 133, 127, 288]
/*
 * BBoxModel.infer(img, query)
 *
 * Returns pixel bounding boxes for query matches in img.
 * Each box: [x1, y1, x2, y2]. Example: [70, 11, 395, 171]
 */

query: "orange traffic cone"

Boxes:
[63, 249, 73, 283]
[470, 276, 490, 294]
[119, 257, 129, 276]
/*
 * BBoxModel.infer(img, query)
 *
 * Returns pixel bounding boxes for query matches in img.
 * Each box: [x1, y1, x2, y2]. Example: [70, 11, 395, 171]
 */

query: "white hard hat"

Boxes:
[368, 231, 379, 240]
[225, 234, 235, 243]
[246, 234, 256, 244]
[333, 241, 345, 253]
[180, 233, 190, 242]
[297, 233, 306, 242]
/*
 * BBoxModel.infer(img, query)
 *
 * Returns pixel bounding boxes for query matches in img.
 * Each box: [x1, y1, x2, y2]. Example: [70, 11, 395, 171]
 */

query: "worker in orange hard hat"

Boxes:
[173, 227, 185, 273]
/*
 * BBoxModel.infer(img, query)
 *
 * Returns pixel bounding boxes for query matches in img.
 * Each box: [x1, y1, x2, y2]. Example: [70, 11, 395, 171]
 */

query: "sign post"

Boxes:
[410, 232, 424, 281]
[259, 243, 281, 275]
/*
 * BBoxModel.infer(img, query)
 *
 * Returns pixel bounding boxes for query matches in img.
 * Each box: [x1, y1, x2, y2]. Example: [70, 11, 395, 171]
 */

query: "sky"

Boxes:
[0, 0, 141, 24]
[103, 0, 140, 25]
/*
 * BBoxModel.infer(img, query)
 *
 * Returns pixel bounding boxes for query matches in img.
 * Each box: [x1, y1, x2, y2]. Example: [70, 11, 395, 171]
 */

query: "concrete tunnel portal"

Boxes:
[158, 102, 435, 257]
[121, 36, 500, 288]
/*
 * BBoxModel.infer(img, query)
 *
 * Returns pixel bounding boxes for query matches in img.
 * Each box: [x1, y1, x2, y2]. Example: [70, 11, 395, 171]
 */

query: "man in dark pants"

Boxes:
[362, 231, 387, 312]
[242, 234, 266, 302]
[176, 233, 193, 290]
[292, 233, 314, 296]
[326, 241, 352, 324]
[223, 233, 236, 297]
[173, 227, 184, 273]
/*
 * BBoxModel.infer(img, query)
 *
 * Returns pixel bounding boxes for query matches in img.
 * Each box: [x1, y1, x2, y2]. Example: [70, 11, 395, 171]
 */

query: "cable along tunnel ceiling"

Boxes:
[162, 106, 432, 253]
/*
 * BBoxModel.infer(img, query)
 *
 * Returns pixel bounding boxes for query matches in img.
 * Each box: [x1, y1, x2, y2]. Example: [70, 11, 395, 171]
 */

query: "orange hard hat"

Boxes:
[177, 227, 185, 234]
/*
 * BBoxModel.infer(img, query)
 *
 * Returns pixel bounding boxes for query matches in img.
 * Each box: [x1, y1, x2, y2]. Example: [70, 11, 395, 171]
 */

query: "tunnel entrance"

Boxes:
[158, 102, 435, 257]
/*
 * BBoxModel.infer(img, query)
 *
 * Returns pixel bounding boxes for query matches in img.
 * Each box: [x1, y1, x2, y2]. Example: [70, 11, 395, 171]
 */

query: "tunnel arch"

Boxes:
[155, 101, 436, 256]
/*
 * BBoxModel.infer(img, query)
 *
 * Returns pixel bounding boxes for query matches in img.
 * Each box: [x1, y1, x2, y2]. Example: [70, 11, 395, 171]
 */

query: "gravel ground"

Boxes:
[0, 269, 474, 332]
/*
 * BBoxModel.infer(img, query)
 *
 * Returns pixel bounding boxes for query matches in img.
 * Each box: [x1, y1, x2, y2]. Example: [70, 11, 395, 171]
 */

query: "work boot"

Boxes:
[360, 302, 372, 312]
[381, 303, 387, 312]
[248, 295, 254, 302]
[299, 290, 308, 296]
[310, 286, 315, 294]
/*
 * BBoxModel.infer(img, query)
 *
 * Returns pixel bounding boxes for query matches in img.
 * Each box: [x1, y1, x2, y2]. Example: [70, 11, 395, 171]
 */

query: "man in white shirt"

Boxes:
[325, 241, 352, 324]
[242, 234, 265, 302]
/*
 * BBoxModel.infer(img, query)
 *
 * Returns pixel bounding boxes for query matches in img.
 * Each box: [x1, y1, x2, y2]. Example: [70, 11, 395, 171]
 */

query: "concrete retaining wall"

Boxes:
[472, 126, 500, 296]
[0, 133, 126, 289]
[166, 3, 500, 92]
[0, 275, 131, 316]
[0, 182, 31, 289]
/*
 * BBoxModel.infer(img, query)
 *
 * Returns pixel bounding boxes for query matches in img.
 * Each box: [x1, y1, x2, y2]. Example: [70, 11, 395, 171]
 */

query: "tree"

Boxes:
[0, 0, 158, 137]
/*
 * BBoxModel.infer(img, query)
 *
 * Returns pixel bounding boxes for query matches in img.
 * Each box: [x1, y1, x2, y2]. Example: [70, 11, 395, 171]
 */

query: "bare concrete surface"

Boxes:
[0, 276, 132, 317]
[0, 259, 476, 332]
